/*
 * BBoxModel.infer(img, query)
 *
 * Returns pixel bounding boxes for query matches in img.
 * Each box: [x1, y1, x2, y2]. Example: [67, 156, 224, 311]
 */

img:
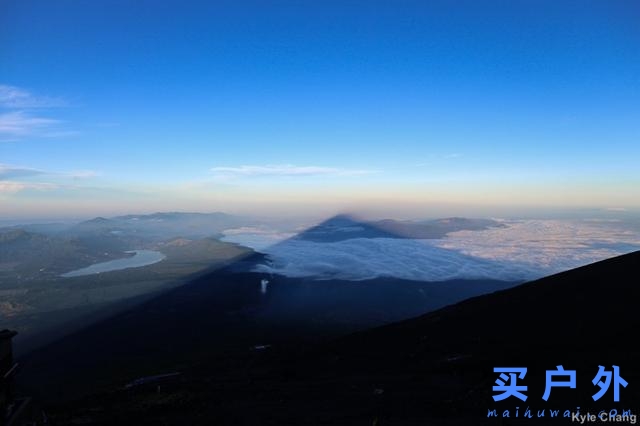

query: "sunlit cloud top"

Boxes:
[211, 164, 374, 178]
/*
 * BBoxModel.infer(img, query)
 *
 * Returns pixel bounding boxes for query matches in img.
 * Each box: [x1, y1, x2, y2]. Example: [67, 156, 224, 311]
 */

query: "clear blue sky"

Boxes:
[1, 0, 639, 220]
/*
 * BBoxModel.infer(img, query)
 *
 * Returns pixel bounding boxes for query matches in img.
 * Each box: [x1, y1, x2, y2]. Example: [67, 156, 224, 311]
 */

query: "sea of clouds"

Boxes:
[221, 226, 296, 251]
[221, 219, 640, 282]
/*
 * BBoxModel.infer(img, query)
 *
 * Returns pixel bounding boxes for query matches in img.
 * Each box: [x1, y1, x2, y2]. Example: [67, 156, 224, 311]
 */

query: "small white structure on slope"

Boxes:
[260, 278, 269, 295]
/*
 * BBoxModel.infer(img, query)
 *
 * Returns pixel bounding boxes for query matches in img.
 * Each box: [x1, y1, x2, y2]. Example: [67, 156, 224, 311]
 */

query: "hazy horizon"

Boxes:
[2, 205, 639, 228]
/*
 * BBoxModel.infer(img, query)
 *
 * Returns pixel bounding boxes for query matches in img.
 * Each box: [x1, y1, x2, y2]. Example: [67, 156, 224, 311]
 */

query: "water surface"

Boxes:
[61, 250, 165, 278]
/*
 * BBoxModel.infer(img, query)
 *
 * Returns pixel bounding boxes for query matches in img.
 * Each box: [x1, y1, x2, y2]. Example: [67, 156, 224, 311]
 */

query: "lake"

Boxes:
[61, 250, 166, 278]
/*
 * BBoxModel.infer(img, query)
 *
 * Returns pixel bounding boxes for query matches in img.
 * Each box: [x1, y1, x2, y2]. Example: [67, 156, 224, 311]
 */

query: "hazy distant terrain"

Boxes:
[0, 212, 259, 351]
[3, 211, 640, 354]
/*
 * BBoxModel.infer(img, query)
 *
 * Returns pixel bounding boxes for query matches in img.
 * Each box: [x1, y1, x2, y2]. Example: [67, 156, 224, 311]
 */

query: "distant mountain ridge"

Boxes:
[0, 212, 253, 273]
[67, 211, 248, 240]
[0, 228, 119, 275]
[0, 212, 249, 240]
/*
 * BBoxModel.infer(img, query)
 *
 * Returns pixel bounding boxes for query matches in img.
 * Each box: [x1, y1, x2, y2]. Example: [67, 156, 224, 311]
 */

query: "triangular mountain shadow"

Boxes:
[224, 213, 519, 282]
[290, 213, 506, 242]
[15, 214, 519, 405]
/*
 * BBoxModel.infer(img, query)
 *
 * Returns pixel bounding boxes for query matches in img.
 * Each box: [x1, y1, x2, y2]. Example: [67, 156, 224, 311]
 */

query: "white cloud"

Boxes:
[0, 163, 99, 180]
[221, 227, 295, 250]
[210, 164, 373, 178]
[0, 111, 61, 139]
[0, 84, 66, 108]
[0, 181, 58, 193]
[0, 163, 99, 193]
[430, 219, 640, 274]
[0, 164, 46, 179]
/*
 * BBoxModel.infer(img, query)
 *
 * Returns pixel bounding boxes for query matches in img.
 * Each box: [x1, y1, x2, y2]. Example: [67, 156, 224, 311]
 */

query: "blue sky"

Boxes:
[1, 0, 639, 220]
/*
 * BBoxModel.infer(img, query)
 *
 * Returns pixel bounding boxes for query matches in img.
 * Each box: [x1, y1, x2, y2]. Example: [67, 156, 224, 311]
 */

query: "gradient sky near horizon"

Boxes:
[1, 0, 639, 221]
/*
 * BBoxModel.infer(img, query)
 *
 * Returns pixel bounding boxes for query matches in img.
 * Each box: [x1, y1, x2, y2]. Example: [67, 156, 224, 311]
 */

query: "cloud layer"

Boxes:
[0, 164, 46, 179]
[211, 164, 372, 178]
[0, 111, 61, 139]
[0, 181, 58, 193]
[221, 226, 296, 251]
[253, 237, 534, 282]
[223, 219, 640, 282]
[0, 163, 99, 194]
[430, 219, 640, 273]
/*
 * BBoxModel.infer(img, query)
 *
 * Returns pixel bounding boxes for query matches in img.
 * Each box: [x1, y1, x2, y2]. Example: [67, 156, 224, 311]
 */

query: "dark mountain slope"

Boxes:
[33, 251, 640, 426]
[69, 211, 249, 241]
[320, 248, 640, 363]
[277, 250, 640, 424]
